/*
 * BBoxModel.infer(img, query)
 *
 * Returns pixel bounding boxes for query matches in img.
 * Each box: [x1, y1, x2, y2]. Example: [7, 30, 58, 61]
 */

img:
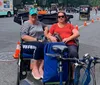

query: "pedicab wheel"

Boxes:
[16, 59, 30, 85]
[87, 16, 90, 21]
[16, 59, 21, 85]
[16, 66, 20, 85]
[74, 66, 96, 85]
[87, 14, 90, 21]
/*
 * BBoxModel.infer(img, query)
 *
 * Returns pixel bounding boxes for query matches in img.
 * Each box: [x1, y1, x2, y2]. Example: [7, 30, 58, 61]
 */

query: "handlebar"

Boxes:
[46, 53, 84, 65]
[46, 53, 100, 65]
[83, 53, 100, 63]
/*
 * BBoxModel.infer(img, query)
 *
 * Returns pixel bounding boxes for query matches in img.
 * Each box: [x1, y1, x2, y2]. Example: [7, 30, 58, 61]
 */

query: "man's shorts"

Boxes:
[22, 41, 44, 60]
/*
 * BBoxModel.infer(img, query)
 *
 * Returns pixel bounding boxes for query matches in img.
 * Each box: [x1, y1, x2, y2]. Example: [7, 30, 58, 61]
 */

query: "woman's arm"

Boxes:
[21, 35, 37, 41]
[62, 29, 80, 43]
[44, 26, 49, 38]
[21, 21, 37, 42]
[46, 32, 57, 42]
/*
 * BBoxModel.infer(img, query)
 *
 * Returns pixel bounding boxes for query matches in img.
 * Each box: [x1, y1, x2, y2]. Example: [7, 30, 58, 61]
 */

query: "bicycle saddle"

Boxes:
[52, 45, 68, 54]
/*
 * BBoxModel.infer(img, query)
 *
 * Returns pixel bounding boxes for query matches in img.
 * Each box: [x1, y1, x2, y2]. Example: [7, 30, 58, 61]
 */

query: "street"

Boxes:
[0, 11, 100, 85]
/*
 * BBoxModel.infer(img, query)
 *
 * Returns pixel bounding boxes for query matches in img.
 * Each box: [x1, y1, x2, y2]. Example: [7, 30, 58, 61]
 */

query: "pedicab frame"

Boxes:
[14, 12, 74, 85]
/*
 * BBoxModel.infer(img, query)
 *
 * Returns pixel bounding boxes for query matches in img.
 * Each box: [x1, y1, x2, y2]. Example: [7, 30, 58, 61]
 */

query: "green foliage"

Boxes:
[21, 0, 100, 7]
[89, 0, 100, 6]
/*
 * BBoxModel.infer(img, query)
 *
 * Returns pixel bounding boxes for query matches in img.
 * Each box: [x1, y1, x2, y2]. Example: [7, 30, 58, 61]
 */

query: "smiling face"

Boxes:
[57, 12, 66, 23]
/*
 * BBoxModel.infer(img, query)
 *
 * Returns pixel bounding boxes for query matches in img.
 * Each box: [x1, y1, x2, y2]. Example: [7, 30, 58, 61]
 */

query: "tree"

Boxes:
[63, 0, 89, 7]
[89, 0, 100, 6]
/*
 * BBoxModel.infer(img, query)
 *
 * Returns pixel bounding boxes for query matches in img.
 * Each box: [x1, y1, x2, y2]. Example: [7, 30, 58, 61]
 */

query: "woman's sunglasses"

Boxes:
[58, 15, 65, 18]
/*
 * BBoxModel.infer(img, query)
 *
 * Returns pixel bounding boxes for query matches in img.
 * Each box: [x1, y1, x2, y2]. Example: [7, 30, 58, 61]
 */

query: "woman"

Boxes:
[47, 11, 80, 81]
[21, 8, 48, 80]
[47, 11, 80, 58]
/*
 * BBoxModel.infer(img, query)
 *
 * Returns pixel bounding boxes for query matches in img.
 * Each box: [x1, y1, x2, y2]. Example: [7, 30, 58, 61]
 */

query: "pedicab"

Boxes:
[13, 12, 74, 85]
[79, 5, 90, 20]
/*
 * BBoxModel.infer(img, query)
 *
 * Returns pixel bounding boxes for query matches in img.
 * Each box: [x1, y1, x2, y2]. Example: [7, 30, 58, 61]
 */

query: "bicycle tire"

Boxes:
[74, 65, 96, 85]
[16, 59, 21, 85]
[16, 66, 20, 85]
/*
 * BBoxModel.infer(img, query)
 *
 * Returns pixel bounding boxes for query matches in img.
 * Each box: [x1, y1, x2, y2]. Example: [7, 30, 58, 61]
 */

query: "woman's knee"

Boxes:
[69, 50, 78, 58]
[68, 45, 78, 58]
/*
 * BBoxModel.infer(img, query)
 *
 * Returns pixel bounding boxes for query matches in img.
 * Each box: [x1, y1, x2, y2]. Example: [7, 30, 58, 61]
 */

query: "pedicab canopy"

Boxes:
[14, 9, 73, 25]
[79, 5, 90, 13]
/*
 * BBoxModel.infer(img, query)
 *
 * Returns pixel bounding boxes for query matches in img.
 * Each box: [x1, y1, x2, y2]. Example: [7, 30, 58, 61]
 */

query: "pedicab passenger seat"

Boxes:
[43, 42, 69, 83]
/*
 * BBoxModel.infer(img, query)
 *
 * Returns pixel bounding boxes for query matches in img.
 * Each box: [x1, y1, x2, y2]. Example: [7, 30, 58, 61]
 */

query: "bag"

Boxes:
[53, 33, 62, 42]
[74, 38, 79, 46]
[43, 42, 69, 83]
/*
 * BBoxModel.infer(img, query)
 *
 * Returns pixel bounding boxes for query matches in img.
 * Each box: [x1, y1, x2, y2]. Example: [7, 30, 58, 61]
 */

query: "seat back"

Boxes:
[43, 42, 69, 83]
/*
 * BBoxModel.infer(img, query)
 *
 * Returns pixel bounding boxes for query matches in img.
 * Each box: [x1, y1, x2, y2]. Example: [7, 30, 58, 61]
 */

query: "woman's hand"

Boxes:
[38, 40, 43, 42]
[62, 38, 70, 43]
[49, 36, 57, 42]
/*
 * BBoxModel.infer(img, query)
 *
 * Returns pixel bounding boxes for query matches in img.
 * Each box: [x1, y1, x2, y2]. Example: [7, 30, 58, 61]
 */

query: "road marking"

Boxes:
[78, 19, 100, 29]
[79, 25, 84, 28]
[0, 52, 17, 62]
[0, 59, 16, 62]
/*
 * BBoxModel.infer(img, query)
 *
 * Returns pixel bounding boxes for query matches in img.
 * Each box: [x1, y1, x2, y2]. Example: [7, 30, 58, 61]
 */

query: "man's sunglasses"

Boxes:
[58, 15, 65, 18]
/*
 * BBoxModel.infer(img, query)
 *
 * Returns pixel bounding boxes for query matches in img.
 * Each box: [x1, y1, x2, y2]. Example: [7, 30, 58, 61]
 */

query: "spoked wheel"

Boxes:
[16, 59, 30, 85]
[16, 67, 20, 85]
[74, 66, 96, 85]
[16, 58, 43, 85]
[16, 59, 21, 85]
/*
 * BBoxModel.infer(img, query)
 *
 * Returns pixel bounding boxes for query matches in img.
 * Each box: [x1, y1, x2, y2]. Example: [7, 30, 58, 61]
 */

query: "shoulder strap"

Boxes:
[42, 25, 45, 31]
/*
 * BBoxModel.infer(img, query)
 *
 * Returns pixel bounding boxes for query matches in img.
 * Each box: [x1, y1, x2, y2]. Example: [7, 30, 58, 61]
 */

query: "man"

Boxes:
[21, 8, 48, 80]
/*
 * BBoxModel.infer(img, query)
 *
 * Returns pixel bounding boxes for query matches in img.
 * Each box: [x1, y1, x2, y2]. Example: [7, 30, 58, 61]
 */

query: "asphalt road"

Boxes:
[0, 11, 100, 85]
